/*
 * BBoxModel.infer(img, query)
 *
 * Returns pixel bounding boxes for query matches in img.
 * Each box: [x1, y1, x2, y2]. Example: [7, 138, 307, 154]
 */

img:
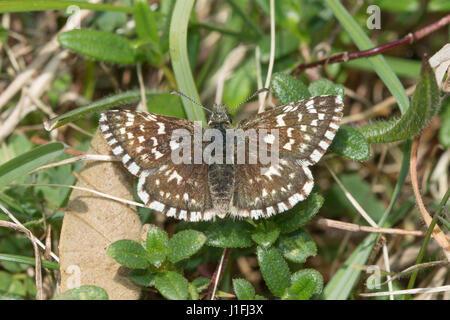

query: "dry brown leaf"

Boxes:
[59, 130, 143, 300]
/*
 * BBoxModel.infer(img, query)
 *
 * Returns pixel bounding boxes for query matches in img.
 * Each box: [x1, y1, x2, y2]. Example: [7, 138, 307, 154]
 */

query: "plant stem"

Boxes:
[292, 14, 450, 76]
[207, 248, 231, 300]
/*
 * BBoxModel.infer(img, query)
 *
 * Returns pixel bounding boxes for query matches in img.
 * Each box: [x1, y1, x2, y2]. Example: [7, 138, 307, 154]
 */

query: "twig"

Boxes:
[29, 154, 118, 174]
[410, 136, 450, 261]
[0, 202, 59, 263]
[292, 14, 450, 76]
[317, 218, 425, 236]
[359, 285, 450, 298]
[258, 0, 275, 113]
[207, 247, 231, 300]
[378, 260, 449, 286]
[10, 183, 146, 209]
[0, 220, 43, 300]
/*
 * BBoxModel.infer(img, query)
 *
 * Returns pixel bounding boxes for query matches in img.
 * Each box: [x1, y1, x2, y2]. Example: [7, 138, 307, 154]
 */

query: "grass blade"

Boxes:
[0, 142, 64, 190]
[169, 0, 206, 124]
[45, 90, 154, 131]
[0, 0, 132, 14]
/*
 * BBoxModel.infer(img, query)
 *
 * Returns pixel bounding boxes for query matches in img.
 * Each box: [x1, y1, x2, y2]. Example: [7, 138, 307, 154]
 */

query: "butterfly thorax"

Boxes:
[206, 104, 235, 218]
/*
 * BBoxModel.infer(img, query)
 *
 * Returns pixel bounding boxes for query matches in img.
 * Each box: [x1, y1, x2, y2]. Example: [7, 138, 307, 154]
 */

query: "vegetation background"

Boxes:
[0, 0, 448, 300]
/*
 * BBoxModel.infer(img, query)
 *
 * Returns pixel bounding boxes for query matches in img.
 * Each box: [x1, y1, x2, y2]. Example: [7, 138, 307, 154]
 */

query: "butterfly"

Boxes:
[99, 94, 343, 221]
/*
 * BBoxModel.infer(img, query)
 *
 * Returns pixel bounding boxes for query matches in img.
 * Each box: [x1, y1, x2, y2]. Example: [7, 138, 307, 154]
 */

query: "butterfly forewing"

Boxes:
[100, 110, 216, 221]
[230, 95, 343, 218]
[99, 110, 194, 177]
[238, 95, 343, 166]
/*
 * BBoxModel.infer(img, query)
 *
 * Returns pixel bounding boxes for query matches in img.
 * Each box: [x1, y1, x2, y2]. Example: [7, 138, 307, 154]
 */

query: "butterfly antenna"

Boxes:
[230, 88, 270, 111]
[170, 90, 211, 113]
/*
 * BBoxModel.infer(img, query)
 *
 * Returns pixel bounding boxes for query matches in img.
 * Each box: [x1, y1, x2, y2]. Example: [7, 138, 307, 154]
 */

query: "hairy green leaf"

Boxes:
[233, 278, 256, 300]
[128, 269, 156, 287]
[58, 29, 136, 64]
[145, 225, 169, 267]
[330, 126, 370, 161]
[271, 73, 310, 104]
[308, 78, 344, 100]
[106, 240, 151, 269]
[273, 193, 324, 234]
[284, 269, 323, 300]
[358, 59, 440, 143]
[168, 230, 206, 263]
[54, 285, 108, 300]
[155, 271, 189, 300]
[205, 220, 253, 248]
[257, 246, 290, 297]
[276, 229, 317, 264]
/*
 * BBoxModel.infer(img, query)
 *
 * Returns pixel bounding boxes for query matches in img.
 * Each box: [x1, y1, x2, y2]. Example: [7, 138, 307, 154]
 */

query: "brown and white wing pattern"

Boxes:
[100, 110, 214, 221]
[231, 95, 343, 219]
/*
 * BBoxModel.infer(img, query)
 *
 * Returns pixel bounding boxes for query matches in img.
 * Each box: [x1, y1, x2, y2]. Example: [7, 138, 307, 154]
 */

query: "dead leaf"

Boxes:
[59, 130, 143, 299]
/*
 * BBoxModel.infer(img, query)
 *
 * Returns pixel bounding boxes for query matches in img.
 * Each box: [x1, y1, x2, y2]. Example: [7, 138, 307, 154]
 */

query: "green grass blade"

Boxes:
[169, 0, 206, 124]
[324, 0, 409, 114]
[0, 142, 64, 190]
[45, 90, 154, 131]
[323, 140, 411, 299]
[0, 253, 59, 270]
[0, 0, 132, 14]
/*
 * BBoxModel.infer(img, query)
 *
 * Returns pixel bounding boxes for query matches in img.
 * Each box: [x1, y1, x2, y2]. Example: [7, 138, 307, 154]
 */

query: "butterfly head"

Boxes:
[208, 103, 232, 126]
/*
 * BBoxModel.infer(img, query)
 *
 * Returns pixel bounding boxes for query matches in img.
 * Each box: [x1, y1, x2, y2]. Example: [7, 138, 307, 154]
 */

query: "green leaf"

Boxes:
[0, 142, 64, 190]
[358, 59, 440, 143]
[256, 246, 290, 297]
[155, 271, 189, 300]
[205, 220, 253, 248]
[0, 0, 133, 14]
[106, 239, 151, 269]
[258, 31, 300, 63]
[271, 73, 310, 104]
[54, 285, 108, 300]
[169, 0, 206, 124]
[233, 278, 256, 300]
[58, 29, 136, 64]
[134, 0, 159, 45]
[324, 174, 385, 222]
[273, 193, 324, 234]
[168, 230, 206, 263]
[147, 93, 186, 118]
[134, 0, 161, 66]
[145, 225, 169, 267]
[323, 233, 378, 299]
[439, 101, 450, 147]
[285, 269, 323, 300]
[330, 126, 370, 161]
[276, 229, 317, 264]
[251, 226, 280, 248]
[128, 269, 156, 287]
[191, 277, 211, 293]
[223, 68, 253, 112]
[345, 57, 421, 79]
[308, 78, 344, 100]
[0, 253, 59, 270]
[45, 90, 154, 131]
